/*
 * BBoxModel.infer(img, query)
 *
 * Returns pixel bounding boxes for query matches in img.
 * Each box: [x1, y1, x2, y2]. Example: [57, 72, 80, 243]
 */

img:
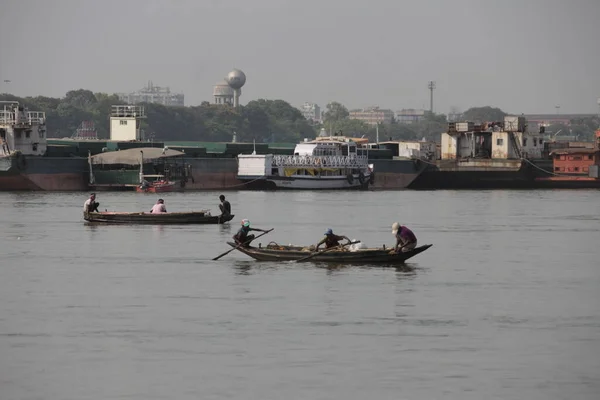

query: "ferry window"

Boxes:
[523, 138, 527, 146]
[26, 131, 31, 138]
[554, 167, 560, 171]
[533, 139, 537, 147]
[496, 138, 504, 145]
[16, 131, 21, 139]
[574, 167, 579, 172]
[573, 156, 582, 161]
[120, 120, 128, 125]
[560, 155, 566, 161]
[589, 155, 594, 160]
[539, 139, 543, 145]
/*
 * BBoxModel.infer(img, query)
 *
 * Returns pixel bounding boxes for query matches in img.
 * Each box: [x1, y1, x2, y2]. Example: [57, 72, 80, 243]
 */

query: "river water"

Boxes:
[1, 190, 599, 400]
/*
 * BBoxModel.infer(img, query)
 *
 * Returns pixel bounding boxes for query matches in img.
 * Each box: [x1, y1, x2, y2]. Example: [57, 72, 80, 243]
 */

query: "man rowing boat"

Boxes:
[233, 219, 268, 247]
[315, 228, 351, 251]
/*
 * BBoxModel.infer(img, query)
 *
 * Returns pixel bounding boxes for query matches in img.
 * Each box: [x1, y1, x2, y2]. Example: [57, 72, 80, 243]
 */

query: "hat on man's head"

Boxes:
[392, 222, 400, 235]
[324, 228, 333, 235]
[241, 219, 250, 227]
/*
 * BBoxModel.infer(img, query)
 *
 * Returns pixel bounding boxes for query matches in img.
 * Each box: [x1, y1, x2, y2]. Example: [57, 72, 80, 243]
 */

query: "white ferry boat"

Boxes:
[237, 136, 374, 190]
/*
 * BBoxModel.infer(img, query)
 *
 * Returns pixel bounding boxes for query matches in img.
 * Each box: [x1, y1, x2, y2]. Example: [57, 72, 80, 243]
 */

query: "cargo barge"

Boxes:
[408, 117, 557, 189]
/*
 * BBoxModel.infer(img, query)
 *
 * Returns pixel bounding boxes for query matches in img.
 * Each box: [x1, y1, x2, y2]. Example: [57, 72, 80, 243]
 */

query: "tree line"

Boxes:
[1, 90, 597, 143]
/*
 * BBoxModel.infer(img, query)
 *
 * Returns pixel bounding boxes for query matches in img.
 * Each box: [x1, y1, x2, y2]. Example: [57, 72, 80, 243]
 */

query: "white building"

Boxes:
[300, 102, 321, 123]
[117, 81, 184, 107]
[109, 105, 146, 141]
[213, 81, 234, 105]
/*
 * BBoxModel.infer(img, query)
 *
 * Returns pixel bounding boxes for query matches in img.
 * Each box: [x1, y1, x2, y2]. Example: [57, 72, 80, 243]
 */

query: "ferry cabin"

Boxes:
[550, 148, 599, 175]
[237, 137, 373, 189]
[0, 102, 47, 157]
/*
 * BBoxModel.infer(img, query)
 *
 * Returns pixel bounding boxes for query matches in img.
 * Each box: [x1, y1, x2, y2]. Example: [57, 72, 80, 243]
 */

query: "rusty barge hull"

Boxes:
[0, 155, 88, 191]
[408, 159, 552, 189]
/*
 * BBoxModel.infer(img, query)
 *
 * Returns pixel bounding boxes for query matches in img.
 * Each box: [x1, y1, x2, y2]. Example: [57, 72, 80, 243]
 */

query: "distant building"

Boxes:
[213, 80, 234, 105]
[349, 106, 394, 125]
[117, 81, 184, 107]
[524, 114, 596, 127]
[395, 109, 426, 124]
[300, 102, 321, 123]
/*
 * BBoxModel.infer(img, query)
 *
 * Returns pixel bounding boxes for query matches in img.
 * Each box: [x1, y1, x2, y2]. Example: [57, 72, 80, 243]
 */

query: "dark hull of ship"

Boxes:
[0, 154, 88, 191]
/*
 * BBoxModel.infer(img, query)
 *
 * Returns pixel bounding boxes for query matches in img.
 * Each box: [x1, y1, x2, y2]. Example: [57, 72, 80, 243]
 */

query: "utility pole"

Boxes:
[428, 81, 436, 113]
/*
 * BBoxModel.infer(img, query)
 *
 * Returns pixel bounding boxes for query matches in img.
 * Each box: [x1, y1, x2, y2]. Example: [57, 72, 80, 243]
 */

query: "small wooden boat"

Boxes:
[226, 241, 432, 264]
[84, 211, 234, 225]
[136, 176, 180, 193]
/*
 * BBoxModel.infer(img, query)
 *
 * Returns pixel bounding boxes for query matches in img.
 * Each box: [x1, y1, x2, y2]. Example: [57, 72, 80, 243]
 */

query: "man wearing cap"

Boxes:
[83, 193, 100, 215]
[233, 219, 267, 247]
[391, 222, 417, 253]
[150, 199, 167, 213]
[315, 228, 351, 251]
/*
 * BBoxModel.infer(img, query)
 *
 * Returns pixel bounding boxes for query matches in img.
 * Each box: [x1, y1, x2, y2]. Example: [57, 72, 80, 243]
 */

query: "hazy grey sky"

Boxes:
[1, 0, 599, 114]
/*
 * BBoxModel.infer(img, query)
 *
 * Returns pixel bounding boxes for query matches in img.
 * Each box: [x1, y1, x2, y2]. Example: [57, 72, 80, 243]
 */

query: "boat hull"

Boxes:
[239, 175, 370, 190]
[227, 242, 432, 264]
[0, 154, 88, 191]
[84, 212, 235, 224]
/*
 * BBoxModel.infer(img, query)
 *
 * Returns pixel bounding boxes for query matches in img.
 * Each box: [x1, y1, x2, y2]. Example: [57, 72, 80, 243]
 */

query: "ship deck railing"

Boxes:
[272, 155, 369, 168]
[0, 111, 46, 125]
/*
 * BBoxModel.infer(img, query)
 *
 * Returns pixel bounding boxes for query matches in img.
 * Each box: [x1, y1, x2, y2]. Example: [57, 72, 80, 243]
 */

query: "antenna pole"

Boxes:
[428, 81, 436, 113]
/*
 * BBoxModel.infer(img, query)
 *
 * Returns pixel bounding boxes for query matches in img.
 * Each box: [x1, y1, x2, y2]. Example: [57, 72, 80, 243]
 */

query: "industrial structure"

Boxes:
[212, 69, 246, 107]
[117, 81, 184, 107]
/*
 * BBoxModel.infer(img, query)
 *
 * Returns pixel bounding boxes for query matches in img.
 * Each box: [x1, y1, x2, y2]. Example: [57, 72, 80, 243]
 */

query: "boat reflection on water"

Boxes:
[231, 260, 421, 276]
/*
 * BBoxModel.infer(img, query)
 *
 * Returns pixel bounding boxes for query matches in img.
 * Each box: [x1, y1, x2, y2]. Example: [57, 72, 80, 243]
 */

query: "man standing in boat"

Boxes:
[391, 222, 417, 253]
[315, 228, 351, 251]
[83, 193, 100, 215]
[218, 195, 231, 219]
[233, 219, 267, 247]
[150, 199, 167, 213]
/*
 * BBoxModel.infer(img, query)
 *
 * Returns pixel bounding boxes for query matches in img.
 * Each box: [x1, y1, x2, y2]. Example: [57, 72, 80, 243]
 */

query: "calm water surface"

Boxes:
[1, 190, 599, 400]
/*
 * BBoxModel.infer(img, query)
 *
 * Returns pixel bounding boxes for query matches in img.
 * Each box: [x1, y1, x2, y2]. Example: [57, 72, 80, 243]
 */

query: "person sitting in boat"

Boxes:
[150, 199, 167, 213]
[218, 194, 231, 218]
[315, 228, 351, 251]
[140, 179, 150, 190]
[391, 222, 417, 253]
[83, 193, 100, 215]
[233, 219, 267, 247]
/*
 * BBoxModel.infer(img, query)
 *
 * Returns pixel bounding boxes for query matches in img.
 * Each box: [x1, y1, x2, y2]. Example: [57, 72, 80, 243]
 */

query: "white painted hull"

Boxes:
[242, 173, 372, 190]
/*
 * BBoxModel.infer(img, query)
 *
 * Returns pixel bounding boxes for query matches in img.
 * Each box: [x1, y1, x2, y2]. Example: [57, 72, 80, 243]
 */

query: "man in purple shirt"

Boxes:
[392, 222, 417, 252]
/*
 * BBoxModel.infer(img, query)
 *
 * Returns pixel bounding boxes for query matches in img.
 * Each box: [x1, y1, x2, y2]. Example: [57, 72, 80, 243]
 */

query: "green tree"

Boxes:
[462, 106, 507, 122]
[322, 101, 349, 123]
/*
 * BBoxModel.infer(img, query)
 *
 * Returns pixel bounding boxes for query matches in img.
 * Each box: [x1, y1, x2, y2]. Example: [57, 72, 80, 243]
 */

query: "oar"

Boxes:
[212, 228, 274, 261]
[295, 240, 361, 263]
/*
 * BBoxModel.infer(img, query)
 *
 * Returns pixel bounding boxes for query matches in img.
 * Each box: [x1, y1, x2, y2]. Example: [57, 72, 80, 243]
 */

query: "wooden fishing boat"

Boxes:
[226, 241, 432, 264]
[84, 211, 234, 225]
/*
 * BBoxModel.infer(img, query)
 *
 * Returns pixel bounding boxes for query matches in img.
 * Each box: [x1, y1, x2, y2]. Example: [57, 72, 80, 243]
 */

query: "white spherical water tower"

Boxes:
[225, 69, 246, 107]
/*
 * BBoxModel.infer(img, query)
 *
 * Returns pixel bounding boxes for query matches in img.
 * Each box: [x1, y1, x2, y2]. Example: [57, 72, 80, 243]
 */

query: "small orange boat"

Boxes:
[136, 175, 181, 193]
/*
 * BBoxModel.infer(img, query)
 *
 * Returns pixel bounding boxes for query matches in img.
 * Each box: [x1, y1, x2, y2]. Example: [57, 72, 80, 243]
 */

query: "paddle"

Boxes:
[295, 240, 361, 263]
[212, 228, 274, 261]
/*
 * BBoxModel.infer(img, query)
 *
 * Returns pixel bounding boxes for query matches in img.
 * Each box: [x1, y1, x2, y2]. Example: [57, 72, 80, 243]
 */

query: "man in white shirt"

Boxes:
[150, 199, 167, 213]
[83, 193, 99, 215]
